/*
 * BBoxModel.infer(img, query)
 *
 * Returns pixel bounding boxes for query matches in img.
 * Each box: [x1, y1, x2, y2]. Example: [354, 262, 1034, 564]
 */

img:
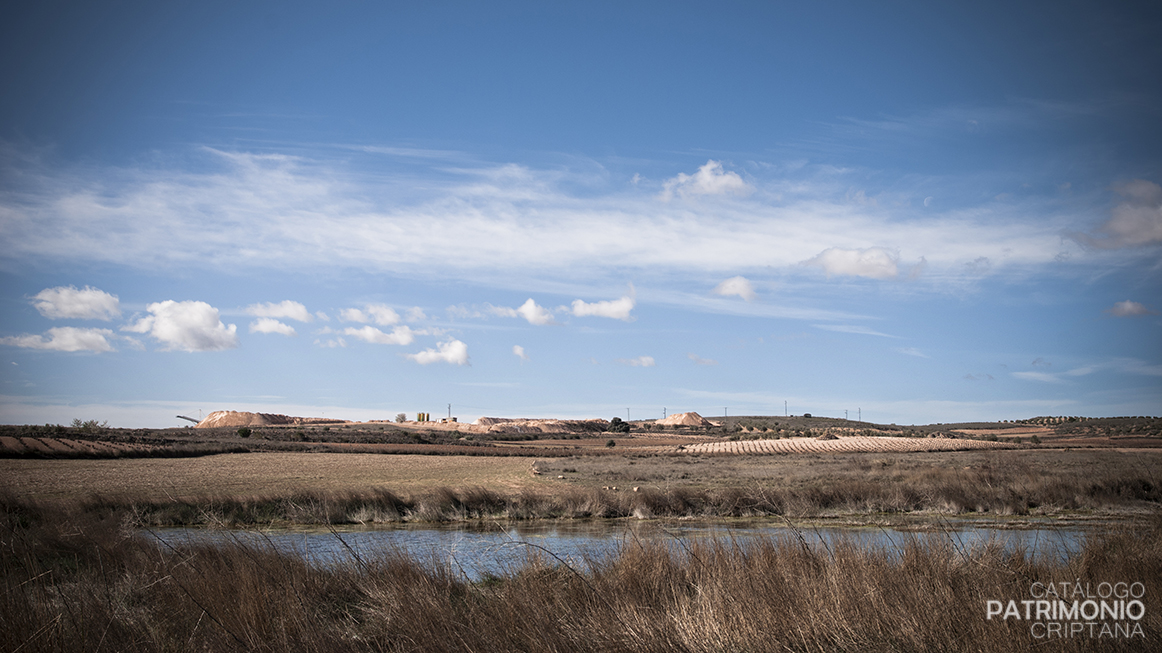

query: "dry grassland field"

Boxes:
[0, 453, 542, 503]
[1, 413, 1160, 525]
[0, 414, 1158, 508]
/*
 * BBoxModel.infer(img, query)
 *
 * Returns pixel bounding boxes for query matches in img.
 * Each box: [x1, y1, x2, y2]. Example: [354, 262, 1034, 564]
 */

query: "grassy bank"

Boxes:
[85, 465, 1162, 527]
[3, 498, 1159, 652]
[5, 449, 1161, 520]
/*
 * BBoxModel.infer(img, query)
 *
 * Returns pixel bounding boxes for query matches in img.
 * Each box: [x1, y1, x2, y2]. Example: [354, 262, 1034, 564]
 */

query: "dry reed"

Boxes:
[3, 496, 1159, 652]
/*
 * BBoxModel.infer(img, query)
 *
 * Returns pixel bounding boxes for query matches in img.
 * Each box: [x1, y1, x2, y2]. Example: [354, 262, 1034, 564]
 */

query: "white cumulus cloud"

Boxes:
[571, 293, 635, 321]
[688, 353, 718, 366]
[121, 300, 238, 352]
[246, 300, 313, 322]
[32, 286, 120, 320]
[249, 318, 296, 336]
[0, 327, 117, 352]
[712, 276, 756, 301]
[1108, 300, 1155, 317]
[342, 325, 415, 345]
[492, 299, 556, 325]
[513, 344, 529, 361]
[661, 160, 751, 200]
[804, 247, 899, 279]
[408, 339, 469, 365]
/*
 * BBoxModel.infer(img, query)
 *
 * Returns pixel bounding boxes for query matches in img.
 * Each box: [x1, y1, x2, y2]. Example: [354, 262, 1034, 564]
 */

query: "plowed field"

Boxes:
[0, 437, 154, 456]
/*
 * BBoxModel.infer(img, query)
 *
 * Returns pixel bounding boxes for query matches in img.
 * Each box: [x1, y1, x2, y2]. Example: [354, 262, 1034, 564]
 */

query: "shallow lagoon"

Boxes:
[150, 518, 1092, 580]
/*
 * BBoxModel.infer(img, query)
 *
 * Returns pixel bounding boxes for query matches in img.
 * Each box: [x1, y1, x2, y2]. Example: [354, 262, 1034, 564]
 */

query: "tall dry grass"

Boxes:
[101, 464, 1162, 528]
[3, 496, 1159, 652]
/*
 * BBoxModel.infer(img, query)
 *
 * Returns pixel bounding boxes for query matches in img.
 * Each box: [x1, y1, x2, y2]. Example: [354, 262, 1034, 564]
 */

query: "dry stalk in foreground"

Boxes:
[2, 497, 1159, 652]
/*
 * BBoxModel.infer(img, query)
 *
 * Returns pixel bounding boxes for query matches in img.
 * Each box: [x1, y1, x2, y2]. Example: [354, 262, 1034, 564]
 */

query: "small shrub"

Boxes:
[395, 413, 407, 423]
[606, 439, 616, 448]
[237, 427, 252, 438]
[608, 417, 630, 434]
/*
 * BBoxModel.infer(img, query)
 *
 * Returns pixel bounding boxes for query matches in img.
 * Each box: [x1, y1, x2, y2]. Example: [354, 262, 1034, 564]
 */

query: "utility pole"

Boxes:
[448, 404, 451, 420]
[784, 401, 787, 417]
[627, 408, 630, 421]
[664, 407, 667, 418]
[859, 407, 861, 422]
[725, 407, 728, 418]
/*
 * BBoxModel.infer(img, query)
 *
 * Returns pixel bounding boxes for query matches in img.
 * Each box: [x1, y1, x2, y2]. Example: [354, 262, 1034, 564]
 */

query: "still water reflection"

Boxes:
[150, 520, 1088, 581]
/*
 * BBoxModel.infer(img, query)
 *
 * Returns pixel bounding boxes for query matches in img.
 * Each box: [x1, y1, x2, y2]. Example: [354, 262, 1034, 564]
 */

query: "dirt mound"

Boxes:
[472, 417, 610, 434]
[656, 412, 714, 427]
[195, 411, 348, 429]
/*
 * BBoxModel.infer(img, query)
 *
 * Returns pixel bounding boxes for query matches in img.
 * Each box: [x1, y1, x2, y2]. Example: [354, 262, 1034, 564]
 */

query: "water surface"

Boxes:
[149, 519, 1090, 580]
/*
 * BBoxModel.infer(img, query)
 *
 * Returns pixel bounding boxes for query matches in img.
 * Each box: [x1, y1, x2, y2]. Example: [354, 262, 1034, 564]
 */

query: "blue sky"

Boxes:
[2, 0, 1160, 428]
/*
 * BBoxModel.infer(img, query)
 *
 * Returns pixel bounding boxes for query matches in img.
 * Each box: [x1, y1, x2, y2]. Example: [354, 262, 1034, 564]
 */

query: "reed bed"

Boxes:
[2, 497, 1158, 652]
[104, 467, 1162, 528]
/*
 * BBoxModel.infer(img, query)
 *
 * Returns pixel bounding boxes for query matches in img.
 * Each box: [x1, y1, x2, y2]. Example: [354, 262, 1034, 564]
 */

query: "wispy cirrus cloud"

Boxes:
[340, 304, 401, 326]
[1073, 179, 1162, 249]
[0, 146, 1101, 291]
[1012, 371, 1064, 383]
[814, 324, 899, 338]
[341, 325, 415, 345]
[616, 355, 655, 367]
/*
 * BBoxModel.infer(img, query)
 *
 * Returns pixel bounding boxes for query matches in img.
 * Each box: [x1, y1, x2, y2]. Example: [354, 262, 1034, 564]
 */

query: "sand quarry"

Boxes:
[195, 411, 614, 436]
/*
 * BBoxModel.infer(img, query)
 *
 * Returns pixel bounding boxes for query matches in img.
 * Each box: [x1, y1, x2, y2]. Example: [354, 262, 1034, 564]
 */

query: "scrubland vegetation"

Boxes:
[3, 416, 1161, 650]
[3, 497, 1159, 652]
[3, 448, 1160, 525]
[112, 452, 1161, 527]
